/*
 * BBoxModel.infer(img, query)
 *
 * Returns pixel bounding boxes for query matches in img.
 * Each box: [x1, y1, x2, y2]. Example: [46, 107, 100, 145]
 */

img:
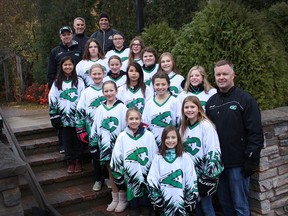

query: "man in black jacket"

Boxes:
[73, 17, 89, 52]
[47, 26, 82, 89]
[206, 60, 264, 216]
[90, 12, 118, 54]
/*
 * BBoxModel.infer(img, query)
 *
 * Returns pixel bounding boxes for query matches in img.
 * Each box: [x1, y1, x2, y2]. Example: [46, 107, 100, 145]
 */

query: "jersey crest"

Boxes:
[60, 88, 78, 102]
[101, 117, 119, 132]
[162, 169, 183, 189]
[151, 111, 172, 127]
[126, 147, 149, 166]
[127, 98, 145, 113]
[183, 137, 201, 156]
[89, 96, 106, 108]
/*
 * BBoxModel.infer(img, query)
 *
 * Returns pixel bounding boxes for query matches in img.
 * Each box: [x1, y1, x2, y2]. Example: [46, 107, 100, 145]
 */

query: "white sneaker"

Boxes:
[92, 181, 102, 191]
[104, 178, 111, 188]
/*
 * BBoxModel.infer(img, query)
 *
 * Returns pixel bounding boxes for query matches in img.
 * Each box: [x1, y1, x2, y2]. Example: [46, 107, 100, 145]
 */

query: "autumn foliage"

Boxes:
[23, 83, 49, 105]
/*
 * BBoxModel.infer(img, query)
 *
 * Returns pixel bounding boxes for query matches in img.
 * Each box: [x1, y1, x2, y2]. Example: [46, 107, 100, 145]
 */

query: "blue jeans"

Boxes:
[195, 196, 216, 216]
[217, 167, 250, 216]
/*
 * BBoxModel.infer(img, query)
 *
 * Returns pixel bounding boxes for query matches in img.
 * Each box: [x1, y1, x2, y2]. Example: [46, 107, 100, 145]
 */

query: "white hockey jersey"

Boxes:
[181, 119, 223, 178]
[110, 127, 158, 201]
[49, 78, 85, 127]
[147, 152, 198, 215]
[75, 85, 105, 135]
[142, 95, 180, 146]
[90, 101, 127, 163]
[177, 88, 217, 112]
[168, 72, 184, 97]
[117, 84, 153, 114]
[76, 59, 109, 87]
[142, 64, 159, 87]
[103, 74, 127, 88]
[105, 48, 130, 72]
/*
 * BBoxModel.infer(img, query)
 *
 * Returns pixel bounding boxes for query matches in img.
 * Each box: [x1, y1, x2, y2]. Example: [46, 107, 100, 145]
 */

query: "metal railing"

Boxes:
[0, 107, 61, 216]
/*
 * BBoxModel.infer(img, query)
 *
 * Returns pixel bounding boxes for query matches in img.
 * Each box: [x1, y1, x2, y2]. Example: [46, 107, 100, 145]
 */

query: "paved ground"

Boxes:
[0, 105, 50, 133]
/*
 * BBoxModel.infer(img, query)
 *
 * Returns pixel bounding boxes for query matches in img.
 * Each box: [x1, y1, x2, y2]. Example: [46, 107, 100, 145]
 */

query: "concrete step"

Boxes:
[19, 135, 59, 156]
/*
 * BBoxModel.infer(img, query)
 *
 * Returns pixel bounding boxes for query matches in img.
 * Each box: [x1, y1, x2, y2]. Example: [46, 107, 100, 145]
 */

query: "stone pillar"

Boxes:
[0, 143, 26, 216]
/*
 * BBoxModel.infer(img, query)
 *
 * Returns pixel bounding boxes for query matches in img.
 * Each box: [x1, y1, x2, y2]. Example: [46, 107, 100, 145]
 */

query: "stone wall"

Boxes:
[0, 144, 26, 216]
[250, 107, 288, 215]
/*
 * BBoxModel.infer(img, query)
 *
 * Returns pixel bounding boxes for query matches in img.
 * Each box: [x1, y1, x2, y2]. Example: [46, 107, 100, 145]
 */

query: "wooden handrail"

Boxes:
[0, 107, 61, 216]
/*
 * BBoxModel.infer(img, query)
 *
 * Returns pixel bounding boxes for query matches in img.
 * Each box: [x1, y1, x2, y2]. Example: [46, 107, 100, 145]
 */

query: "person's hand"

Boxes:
[50, 115, 62, 129]
[243, 152, 260, 178]
[76, 127, 89, 144]
[197, 174, 218, 197]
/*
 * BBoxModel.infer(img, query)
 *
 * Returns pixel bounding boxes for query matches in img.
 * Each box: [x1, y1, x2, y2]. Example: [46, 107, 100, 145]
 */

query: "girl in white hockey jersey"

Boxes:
[76, 38, 108, 87]
[105, 32, 130, 71]
[103, 55, 127, 88]
[180, 96, 223, 216]
[158, 52, 184, 97]
[90, 80, 128, 212]
[75, 63, 108, 192]
[177, 65, 216, 111]
[142, 72, 180, 147]
[49, 56, 85, 174]
[141, 47, 159, 88]
[147, 125, 198, 216]
[110, 107, 158, 216]
[118, 62, 153, 114]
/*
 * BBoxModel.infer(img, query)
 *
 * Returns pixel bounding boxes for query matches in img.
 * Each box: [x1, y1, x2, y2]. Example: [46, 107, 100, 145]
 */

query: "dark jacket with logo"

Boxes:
[90, 27, 118, 53]
[205, 86, 264, 168]
[47, 40, 82, 88]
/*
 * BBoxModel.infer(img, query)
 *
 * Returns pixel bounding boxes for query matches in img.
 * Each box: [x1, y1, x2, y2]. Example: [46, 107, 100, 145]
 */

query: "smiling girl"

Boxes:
[104, 55, 127, 88]
[90, 80, 128, 212]
[180, 96, 223, 216]
[147, 125, 198, 215]
[118, 62, 153, 114]
[177, 66, 216, 111]
[49, 56, 85, 174]
[75, 63, 108, 191]
[110, 107, 158, 216]
[158, 52, 184, 97]
[76, 38, 108, 87]
[142, 72, 180, 147]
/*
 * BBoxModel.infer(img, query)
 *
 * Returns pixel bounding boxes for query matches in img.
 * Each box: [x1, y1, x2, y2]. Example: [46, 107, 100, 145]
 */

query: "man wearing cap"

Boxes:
[47, 26, 82, 89]
[90, 12, 118, 53]
[73, 17, 89, 52]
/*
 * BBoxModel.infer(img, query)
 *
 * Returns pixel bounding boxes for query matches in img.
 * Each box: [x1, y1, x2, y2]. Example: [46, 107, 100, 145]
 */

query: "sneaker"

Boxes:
[92, 181, 102, 191]
[67, 163, 74, 174]
[59, 149, 65, 154]
[104, 178, 111, 188]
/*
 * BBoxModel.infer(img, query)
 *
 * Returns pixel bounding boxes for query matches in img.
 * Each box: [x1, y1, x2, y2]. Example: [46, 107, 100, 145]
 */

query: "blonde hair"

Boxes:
[89, 63, 105, 75]
[184, 65, 213, 94]
[180, 96, 214, 139]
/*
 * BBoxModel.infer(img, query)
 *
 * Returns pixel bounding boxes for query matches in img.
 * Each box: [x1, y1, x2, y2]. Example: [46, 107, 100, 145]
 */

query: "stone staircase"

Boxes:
[8, 124, 127, 216]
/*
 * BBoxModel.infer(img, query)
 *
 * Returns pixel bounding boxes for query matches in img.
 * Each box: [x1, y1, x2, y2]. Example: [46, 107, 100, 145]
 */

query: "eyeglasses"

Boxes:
[113, 38, 123, 41]
[132, 43, 141, 46]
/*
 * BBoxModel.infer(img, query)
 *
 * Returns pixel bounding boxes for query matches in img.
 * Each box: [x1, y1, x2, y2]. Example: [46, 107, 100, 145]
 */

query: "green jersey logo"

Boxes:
[89, 96, 106, 108]
[151, 111, 172, 127]
[101, 117, 119, 132]
[169, 86, 179, 96]
[229, 105, 237, 110]
[60, 88, 78, 102]
[183, 137, 201, 156]
[127, 98, 145, 113]
[126, 147, 149, 166]
[145, 79, 152, 86]
[162, 169, 183, 189]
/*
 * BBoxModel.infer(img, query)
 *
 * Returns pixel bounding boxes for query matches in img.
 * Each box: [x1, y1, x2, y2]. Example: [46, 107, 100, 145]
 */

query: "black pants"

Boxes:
[62, 126, 83, 162]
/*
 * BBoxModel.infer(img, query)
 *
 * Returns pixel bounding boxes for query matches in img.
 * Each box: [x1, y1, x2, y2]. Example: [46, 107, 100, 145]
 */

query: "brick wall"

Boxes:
[249, 107, 288, 215]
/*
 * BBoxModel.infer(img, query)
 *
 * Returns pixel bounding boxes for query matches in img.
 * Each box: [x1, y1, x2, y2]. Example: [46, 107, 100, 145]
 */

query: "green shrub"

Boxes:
[172, 0, 288, 109]
[141, 22, 177, 56]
